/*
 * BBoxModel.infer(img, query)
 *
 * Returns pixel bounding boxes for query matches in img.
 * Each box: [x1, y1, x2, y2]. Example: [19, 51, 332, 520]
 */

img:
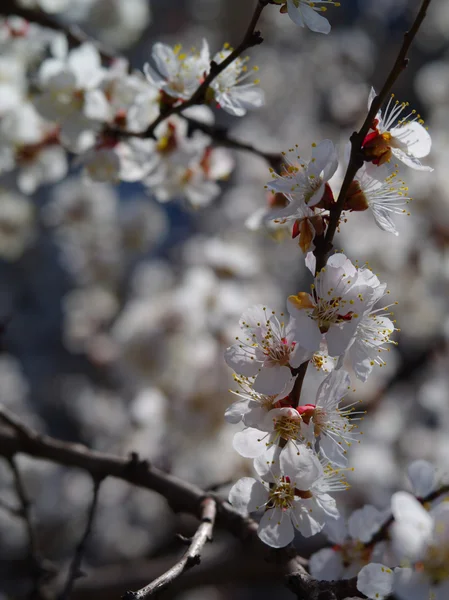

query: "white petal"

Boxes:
[258, 507, 295, 548]
[393, 567, 432, 600]
[300, 4, 331, 34]
[84, 90, 110, 121]
[348, 505, 385, 543]
[391, 491, 432, 529]
[224, 343, 260, 377]
[407, 460, 436, 498]
[322, 515, 348, 545]
[316, 370, 351, 409]
[357, 563, 394, 600]
[309, 139, 338, 181]
[224, 399, 252, 424]
[315, 493, 339, 520]
[326, 321, 358, 357]
[305, 251, 316, 274]
[309, 548, 343, 581]
[390, 122, 431, 158]
[228, 477, 268, 514]
[233, 427, 268, 458]
[281, 444, 323, 489]
[253, 443, 282, 478]
[287, 307, 322, 352]
[391, 148, 433, 171]
[286, 0, 305, 27]
[370, 205, 399, 235]
[151, 43, 178, 79]
[391, 492, 432, 560]
[253, 365, 293, 396]
[293, 498, 326, 537]
[319, 434, 347, 467]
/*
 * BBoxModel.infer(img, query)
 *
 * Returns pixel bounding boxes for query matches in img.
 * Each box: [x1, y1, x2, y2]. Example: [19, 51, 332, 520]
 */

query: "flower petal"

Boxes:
[228, 477, 268, 514]
[258, 507, 295, 548]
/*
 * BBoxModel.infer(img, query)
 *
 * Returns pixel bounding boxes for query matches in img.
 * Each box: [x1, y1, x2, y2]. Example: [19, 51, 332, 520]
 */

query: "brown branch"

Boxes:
[183, 116, 283, 170]
[0, 0, 117, 64]
[313, 0, 432, 273]
[5, 456, 55, 598]
[122, 497, 216, 599]
[0, 407, 367, 600]
[289, 360, 310, 408]
[0, 406, 257, 542]
[287, 571, 364, 600]
[59, 478, 103, 600]
[71, 544, 290, 600]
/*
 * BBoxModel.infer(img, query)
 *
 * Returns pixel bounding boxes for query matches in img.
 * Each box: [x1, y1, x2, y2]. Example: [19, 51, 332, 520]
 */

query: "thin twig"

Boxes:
[314, 0, 432, 273]
[183, 116, 283, 170]
[122, 497, 217, 599]
[0, 0, 116, 63]
[59, 478, 103, 600]
[6, 456, 46, 596]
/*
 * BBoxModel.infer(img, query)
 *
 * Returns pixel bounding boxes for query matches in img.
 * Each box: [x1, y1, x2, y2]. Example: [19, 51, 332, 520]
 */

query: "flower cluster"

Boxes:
[225, 3, 437, 574]
[225, 251, 397, 547]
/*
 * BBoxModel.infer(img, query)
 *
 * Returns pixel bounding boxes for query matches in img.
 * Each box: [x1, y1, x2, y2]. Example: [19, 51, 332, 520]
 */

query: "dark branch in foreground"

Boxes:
[0, 0, 116, 63]
[0, 406, 353, 600]
[287, 571, 364, 600]
[183, 116, 284, 171]
[313, 0, 433, 272]
[6, 456, 56, 598]
[122, 497, 216, 599]
[59, 478, 103, 600]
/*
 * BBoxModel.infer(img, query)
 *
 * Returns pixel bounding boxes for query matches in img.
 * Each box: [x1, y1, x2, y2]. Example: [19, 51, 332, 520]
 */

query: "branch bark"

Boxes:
[59, 478, 103, 600]
[122, 497, 216, 599]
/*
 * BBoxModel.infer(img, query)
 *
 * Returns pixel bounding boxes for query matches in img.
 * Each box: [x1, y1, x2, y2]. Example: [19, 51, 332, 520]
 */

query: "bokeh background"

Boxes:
[1, 0, 449, 598]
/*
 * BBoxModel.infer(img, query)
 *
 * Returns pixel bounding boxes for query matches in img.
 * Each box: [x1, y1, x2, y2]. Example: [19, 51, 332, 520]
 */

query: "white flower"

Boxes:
[280, 0, 340, 34]
[0, 191, 35, 260]
[407, 460, 437, 499]
[310, 506, 386, 581]
[143, 41, 209, 101]
[0, 101, 68, 193]
[363, 88, 432, 171]
[210, 47, 264, 116]
[100, 62, 157, 132]
[229, 444, 342, 548]
[344, 304, 396, 382]
[17, 0, 70, 13]
[346, 162, 411, 236]
[82, 146, 121, 183]
[224, 374, 287, 427]
[34, 43, 108, 151]
[391, 497, 449, 600]
[391, 491, 434, 562]
[265, 140, 338, 218]
[288, 253, 385, 357]
[233, 406, 305, 462]
[225, 305, 309, 397]
[297, 370, 359, 466]
[357, 563, 394, 600]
